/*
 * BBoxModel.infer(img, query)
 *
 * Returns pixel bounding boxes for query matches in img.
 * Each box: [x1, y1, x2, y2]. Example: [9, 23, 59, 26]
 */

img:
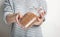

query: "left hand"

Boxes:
[33, 8, 46, 26]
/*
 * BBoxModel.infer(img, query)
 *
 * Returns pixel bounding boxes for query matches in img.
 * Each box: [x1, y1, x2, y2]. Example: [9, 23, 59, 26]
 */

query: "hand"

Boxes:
[6, 13, 22, 24]
[15, 13, 24, 28]
[33, 11, 46, 26]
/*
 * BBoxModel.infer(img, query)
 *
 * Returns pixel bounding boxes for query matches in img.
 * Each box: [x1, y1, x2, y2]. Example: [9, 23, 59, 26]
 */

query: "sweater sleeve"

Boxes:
[3, 0, 14, 24]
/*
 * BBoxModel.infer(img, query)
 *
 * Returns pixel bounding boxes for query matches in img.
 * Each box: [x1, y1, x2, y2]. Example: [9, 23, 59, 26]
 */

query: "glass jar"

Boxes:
[18, 7, 44, 29]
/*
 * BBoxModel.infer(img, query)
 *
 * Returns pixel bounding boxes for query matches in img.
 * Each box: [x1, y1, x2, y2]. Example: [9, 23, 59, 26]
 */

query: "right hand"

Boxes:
[6, 12, 23, 24]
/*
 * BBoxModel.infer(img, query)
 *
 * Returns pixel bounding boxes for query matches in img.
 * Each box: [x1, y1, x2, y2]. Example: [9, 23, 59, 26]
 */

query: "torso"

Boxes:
[11, 0, 43, 37]
[13, 0, 40, 15]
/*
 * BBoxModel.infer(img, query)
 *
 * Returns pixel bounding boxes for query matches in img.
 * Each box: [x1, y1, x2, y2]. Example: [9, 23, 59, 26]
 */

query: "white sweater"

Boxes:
[4, 0, 47, 37]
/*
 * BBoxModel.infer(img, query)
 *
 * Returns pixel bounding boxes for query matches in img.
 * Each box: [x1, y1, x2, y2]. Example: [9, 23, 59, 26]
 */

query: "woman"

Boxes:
[4, 0, 47, 37]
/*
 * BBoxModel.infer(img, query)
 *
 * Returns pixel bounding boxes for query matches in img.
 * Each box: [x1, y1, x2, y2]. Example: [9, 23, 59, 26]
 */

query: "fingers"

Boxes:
[15, 12, 23, 24]
[33, 17, 44, 25]
[37, 17, 44, 22]
[19, 13, 23, 19]
[37, 17, 41, 22]
[16, 12, 23, 19]
[39, 11, 46, 18]
[41, 12, 45, 17]
[37, 8, 46, 18]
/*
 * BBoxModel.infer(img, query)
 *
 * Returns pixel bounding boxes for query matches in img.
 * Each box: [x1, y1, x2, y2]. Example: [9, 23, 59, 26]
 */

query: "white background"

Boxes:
[41, 0, 60, 37]
[0, 0, 60, 37]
